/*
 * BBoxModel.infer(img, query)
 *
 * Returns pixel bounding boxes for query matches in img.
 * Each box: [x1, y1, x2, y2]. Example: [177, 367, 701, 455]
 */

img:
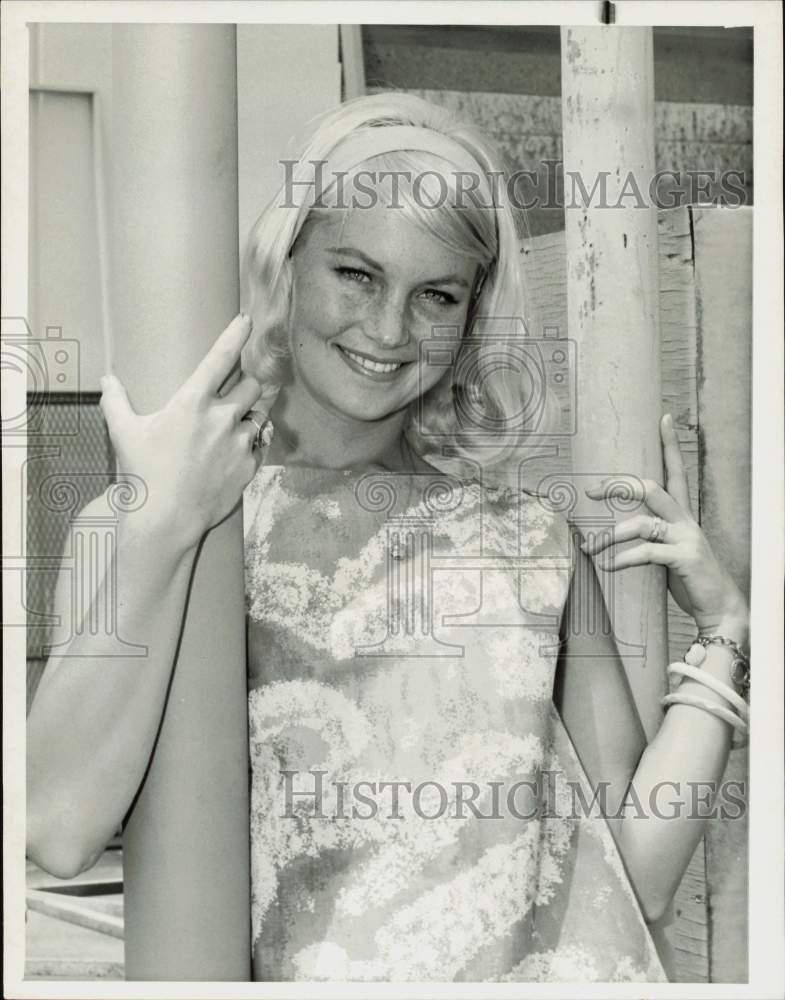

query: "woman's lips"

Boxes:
[335, 344, 411, 380]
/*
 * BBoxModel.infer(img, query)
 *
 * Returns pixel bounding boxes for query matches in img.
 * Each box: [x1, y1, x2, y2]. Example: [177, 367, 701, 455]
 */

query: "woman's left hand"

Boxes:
[580, 413, 748, 637]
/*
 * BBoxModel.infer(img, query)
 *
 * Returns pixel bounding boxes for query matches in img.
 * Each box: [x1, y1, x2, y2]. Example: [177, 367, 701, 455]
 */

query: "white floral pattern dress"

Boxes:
[243, 464, 668, 983]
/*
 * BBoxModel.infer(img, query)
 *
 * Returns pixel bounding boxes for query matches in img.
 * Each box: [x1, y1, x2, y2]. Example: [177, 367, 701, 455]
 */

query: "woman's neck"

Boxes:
[266, 380, 418, 472]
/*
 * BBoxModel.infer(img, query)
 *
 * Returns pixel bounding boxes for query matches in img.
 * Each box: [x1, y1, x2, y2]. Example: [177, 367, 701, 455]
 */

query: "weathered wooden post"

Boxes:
[561, 26, 668, 740]
[111, 25, 250, 980]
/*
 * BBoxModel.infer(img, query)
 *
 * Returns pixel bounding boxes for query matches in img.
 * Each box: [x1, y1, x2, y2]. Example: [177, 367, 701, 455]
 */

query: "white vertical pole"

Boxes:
[111, 25, 250, 980]
[339, 25, 366, 100]
[561, 27, 668, 741]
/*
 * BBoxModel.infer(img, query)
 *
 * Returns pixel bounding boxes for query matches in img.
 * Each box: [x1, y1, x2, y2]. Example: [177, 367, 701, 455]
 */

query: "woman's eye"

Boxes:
[336, 266, 371, 284]
[420, 289, 458, 307]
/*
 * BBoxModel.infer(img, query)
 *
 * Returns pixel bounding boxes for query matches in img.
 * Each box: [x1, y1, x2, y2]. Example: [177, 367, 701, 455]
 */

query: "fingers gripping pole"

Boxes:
[111, 25, 250, 980]
[561, 27, 668, 740]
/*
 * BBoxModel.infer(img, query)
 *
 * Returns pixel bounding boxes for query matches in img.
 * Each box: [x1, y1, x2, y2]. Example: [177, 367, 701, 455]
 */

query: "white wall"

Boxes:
[28, 23, 342, 392]
[237, 25, 341, 251]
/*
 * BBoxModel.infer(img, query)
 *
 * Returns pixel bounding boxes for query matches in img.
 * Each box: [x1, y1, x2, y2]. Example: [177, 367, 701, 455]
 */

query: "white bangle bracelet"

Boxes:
[661, 692, 749, 749]
[667, 661, 750, 724]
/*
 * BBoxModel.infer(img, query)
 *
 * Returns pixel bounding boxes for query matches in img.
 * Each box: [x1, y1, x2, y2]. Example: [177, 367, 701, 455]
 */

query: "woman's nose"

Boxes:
[366, 295, 410, 350]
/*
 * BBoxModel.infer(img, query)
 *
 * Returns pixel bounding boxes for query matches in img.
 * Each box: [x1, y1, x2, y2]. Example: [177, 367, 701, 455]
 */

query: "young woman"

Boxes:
[27, 93, 750, 982]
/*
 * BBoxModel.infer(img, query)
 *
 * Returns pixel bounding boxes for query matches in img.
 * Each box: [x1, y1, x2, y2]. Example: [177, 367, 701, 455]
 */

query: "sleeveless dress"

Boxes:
[243, 463, 668, 983]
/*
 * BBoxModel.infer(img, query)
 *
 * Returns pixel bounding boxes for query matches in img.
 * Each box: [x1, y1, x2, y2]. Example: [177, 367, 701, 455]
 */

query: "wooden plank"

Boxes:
[27, 889, 124, 940]
[658, 207, 704, 666]
[658, 206, 701, 521]
[521, 207, 712, 981]
[693, 207, 753, 594]
[25, 958, 123, 981]
[25, 901, 124, 977]
[513, 206, 751, 983]
[657, 206, 710, 983]
[669, 842, 710, 981]
[692, 206, 752, 984]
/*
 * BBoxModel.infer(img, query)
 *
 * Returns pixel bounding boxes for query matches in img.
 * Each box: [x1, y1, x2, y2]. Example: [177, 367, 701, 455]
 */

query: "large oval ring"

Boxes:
[243, 413, 274, 451]
[647, 516, 667, 543]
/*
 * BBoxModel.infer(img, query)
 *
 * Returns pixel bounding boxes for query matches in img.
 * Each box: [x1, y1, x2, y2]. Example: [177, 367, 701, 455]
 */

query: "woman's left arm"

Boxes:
[559, 413, 749, 924]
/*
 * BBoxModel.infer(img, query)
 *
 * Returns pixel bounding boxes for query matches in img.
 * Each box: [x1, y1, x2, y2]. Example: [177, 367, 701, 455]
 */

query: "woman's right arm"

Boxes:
[27, 504, 199, 878]
[26, 313, 272, 878]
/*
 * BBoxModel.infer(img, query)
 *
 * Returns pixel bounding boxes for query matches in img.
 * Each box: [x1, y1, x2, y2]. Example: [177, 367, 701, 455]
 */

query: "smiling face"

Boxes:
[286, 199, 480, 426]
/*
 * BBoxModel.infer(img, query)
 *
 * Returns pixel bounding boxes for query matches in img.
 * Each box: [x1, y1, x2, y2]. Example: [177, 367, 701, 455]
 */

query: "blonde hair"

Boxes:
[241, 91, 553, 474]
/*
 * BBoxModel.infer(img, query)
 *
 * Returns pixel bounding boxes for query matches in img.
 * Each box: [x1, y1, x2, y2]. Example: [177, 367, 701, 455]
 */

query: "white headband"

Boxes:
[294, 124, 496, 212]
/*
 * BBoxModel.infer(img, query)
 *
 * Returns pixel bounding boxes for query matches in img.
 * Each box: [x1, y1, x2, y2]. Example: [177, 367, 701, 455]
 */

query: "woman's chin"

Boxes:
[318, 380, 420, 424]
[327, 399, 410, 424]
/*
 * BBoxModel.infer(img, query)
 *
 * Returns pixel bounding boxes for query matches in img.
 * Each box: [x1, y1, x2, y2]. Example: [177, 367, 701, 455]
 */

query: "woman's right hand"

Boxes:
[99, 313, 275, 552]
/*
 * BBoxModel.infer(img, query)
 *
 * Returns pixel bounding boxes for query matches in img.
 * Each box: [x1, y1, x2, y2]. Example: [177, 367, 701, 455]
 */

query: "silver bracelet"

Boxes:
[686, 636, 750, 695]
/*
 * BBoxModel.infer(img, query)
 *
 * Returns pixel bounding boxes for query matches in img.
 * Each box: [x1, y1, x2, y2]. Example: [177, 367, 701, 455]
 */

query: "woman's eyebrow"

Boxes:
[326, 246, 469, 287]
[326, 246, 383, 271]
[425, 274, 470, 288]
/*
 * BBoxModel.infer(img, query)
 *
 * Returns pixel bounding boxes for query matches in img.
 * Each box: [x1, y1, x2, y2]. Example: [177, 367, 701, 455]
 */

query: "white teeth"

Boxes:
[343, 348, 402, 374]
